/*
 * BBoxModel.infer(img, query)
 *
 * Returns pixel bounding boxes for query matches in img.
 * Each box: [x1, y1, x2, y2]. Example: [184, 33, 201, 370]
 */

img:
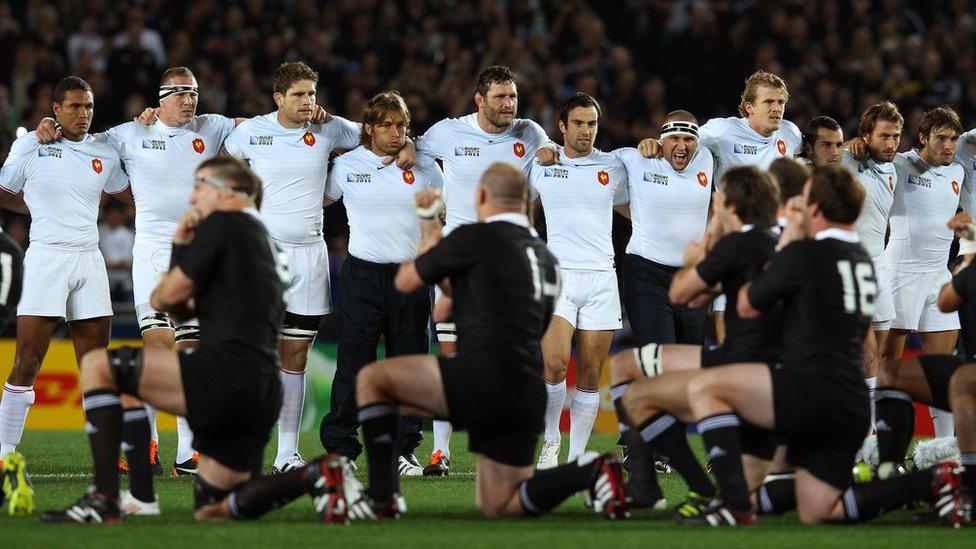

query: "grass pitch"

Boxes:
[4, 430, 975, 548]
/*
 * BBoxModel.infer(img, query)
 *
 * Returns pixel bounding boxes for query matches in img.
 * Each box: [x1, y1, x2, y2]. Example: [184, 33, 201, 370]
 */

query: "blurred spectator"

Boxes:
[98, 202, 134, 300]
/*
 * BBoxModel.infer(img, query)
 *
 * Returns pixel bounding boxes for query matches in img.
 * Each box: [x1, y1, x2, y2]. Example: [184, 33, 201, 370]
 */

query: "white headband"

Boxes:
[660, 120, 698, 139]
[159, 85, 199, 100]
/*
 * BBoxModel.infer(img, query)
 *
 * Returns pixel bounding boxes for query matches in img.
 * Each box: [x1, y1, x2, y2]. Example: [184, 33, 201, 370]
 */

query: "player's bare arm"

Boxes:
[395, 189, 445, 293]
[0, 187, 29, 214]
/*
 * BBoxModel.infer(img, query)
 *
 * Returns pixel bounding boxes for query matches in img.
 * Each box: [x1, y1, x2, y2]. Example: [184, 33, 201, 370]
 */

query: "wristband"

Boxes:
[415, 197, 444, 220]
[54, 122, 63, 134]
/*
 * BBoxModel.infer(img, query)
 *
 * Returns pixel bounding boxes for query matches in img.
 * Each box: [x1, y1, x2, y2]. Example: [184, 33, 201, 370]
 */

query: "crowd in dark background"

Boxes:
[1, 0, 975, 329]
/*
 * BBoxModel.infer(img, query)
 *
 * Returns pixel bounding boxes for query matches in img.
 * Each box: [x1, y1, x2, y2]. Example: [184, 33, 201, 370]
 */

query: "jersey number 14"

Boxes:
[837, 260, 876, 316]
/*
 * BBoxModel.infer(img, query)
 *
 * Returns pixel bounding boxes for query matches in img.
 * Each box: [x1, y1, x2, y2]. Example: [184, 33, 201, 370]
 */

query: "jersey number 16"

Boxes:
[837, 260, 876, 316]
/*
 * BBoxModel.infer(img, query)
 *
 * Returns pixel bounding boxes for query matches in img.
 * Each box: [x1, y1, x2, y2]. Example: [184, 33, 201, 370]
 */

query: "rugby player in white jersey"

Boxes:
[0, 77, 132, 510]
[530, 93, 629, 468]
[225, 62, 414, 475]
[413, 66, 556, 475]
[879, 107, 971, 439]
[842, 102, 903, 418]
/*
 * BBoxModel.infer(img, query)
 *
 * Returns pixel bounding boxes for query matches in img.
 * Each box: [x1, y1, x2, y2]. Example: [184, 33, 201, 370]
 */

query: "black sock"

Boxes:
[358, 403, 400, 502]
[874, 388, 915, 464]
[83, 389, 123, 499]
[842, 469, 934, 522]
[122, 406, 154, 503]
[611, 383, 630, 447]
[519, 453, 600, 515]
[697, 414, 750, 511]
[653, 420, 716, 497]
[960, 453, 976, 493]
[228, 469, 308, 520]
[757, 475, 796, 515]
[625, 414, 664, 504]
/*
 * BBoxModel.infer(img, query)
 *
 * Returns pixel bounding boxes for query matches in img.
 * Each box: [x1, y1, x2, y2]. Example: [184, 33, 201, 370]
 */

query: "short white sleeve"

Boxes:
[325, 116, 362, 151]
[103, 160, 129, 194]
[613, 167, 630, 205]
[200, 113, 237, 145]
[324, 161, 344, 201]
[416, 119, 450, 161]
[0, 134, 37, 193]
[697, 118, 727, 151]
[222, 123, 249, 159]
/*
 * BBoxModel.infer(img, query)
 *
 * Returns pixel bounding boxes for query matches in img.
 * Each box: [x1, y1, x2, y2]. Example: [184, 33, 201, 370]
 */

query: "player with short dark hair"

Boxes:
[317, 163, 627, 521]
[607, 165, 783, 514]
[803, 116, 843, 166]
[0, 76, 132, 512]
[681, 165, 970, 527]
[38, 157, 309, 523]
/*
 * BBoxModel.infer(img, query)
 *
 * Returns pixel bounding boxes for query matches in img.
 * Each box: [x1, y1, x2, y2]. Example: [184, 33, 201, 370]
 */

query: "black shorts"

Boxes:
[770, 363, 869, 489]
[700, 345, 781, 370]
[180, 347, 283, 473]
[918, 354, 965, 411]
[438, 354, 546, 467]
[698, 351, 779, 459]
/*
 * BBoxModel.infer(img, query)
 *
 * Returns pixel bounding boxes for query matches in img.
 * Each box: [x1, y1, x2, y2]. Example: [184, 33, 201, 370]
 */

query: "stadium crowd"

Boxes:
[2, 0, 976, 256]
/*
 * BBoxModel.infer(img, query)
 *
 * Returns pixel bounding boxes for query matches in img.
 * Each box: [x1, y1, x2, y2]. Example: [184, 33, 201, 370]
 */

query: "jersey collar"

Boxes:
[485, 213, 530, 228]
[815, 227, 859, 243]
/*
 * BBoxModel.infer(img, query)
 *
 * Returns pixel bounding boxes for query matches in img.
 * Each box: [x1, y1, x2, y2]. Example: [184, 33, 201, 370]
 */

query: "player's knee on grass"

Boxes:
[194, 475, 232, 520]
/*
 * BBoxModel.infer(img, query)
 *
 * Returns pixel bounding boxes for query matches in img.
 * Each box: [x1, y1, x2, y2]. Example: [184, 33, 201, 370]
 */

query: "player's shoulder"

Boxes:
[612, 146, 640, 163]
[512, 118, 548, 142]
[194, 113, 232, 130]
[320, 114, 358, 134]
[701, 116, 736, 133]
[779, 119, 802, 142]
[83, 134, 123, 159]
[591, 148, 624, 168]
[9, 132, 41, 155]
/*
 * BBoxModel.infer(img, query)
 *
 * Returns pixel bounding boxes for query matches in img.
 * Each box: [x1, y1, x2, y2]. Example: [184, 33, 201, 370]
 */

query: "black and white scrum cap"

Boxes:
[159, 84, 199, 100]
[660, 120, 698, 139]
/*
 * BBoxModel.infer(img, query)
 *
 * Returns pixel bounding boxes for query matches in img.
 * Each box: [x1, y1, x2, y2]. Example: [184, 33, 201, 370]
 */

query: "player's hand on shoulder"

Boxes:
[844, 137, 867, 161]
[174, 209, 204, 244]
[135, 108, 159, 126]
[637, 138, 663, 158]
[35, 117, 61, 143]
[311, 105, 332, 124]
[947, 211, 974, 238]
[535, 146, 560, 166]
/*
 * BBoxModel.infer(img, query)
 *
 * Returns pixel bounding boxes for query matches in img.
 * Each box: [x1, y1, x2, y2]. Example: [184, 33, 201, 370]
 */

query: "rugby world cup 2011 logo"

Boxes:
[697, 172, 708, 187]
[192, 138, 205, 154]
[303, 132, 316, 146]
[952, 180, 960, 195]
[776, 139, 787, 155]
[402, 170, 415, 185]
[597, 171, 610, 185]
[91, 158, 103, 174]
[513, 142, 526, 158]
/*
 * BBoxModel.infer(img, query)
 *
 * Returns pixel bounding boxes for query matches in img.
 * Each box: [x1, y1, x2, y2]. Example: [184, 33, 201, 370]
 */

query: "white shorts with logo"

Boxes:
[872, 260, 895, 330]
[18, 244, 112, 321]
[889, 268, 959, 332]
[132, 242, 199, 329]
[553, 269, 622, 331]
[280, 240, 331, 316]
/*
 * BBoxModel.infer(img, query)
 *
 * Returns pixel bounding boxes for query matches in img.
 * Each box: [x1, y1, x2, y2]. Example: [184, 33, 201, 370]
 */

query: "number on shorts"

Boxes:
[836, 260, 876, 316]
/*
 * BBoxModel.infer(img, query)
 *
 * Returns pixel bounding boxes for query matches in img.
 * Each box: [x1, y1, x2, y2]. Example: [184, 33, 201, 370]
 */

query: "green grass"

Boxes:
[3, 430, 975, 547]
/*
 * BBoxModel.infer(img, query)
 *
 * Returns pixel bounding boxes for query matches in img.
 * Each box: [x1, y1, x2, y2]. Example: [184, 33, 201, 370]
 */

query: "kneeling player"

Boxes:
[320, 164, 627, 520]
[683, 166, 970, 526]
[41, 158, 334, 523]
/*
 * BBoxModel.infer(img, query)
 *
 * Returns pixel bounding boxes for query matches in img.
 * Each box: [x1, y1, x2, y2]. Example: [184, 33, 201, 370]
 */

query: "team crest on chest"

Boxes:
[91, 158, 103, 174]
[303, 132, 316, 147]
[952, 180, 960, 195]
[192, 138, 205, 154]
[697, 172, 708, 187]
[402, 170, 415, 185]
[513, 142, 526, 158]
[597, 171, 610, 185]
[776, 139, 787, 155]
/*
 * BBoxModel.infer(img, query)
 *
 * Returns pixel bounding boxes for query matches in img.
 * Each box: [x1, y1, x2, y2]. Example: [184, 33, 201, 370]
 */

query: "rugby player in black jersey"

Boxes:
[682, 165, 971, 527]
[318, 163, 628, 521]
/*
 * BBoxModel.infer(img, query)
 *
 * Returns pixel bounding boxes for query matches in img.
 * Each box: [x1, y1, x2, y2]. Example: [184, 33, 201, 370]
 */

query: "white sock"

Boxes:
[865, 376, 877, 430]
[432, 420, 453, 458]
[146, 405, 159, 442]
[931, 407, 954, 437]
[275, 369, 305, 465]
[175, 416, 196, 463]
[0, 383, 34, 456]
[567, 388, 601, 462]
[544, 380, 567, 443]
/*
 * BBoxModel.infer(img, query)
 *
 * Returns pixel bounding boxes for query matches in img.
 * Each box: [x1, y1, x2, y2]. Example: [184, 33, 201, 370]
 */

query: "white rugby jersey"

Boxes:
[529, 147, 629, 270]
[956, 128, 976, 210]
[0, 132, 128, 247]
[615, 147, 713, 267]
[698, 116, 802, 187]
[326, 146, 444, 264]
[224, 112, 360, 245]
[887, 149, 971, 273]
[101, 114, 235, 246]
[416, 113, 549, 232]
[842, 150, 897, 261]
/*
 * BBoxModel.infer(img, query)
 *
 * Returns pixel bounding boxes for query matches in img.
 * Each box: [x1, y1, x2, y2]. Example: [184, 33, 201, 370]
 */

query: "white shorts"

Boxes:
[132, 242, 198, 330]
[281, 240, 331, 316]
[889, 268, 959, 332]
[553, 269, 622, 331]
[18, 244, 112, 321]
[872, 260, 895, 330]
